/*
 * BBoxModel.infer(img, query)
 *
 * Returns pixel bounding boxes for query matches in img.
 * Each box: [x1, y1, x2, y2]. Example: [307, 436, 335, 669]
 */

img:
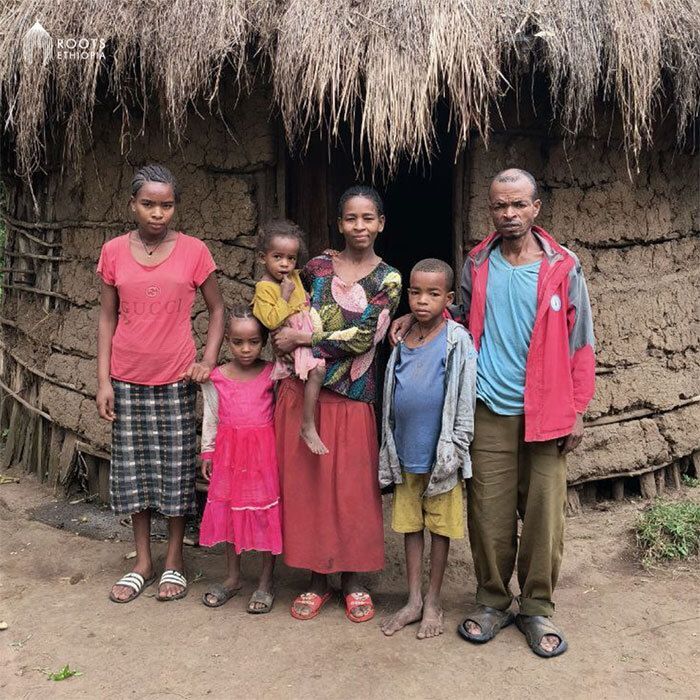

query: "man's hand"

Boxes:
[280, 274, 295, 301]
[388, 313, 414, 346]
[201, 459, 213, 481]
[96, 383, 115, 421]
[182, 360, 214, 384]
[558, 413, 584, 454]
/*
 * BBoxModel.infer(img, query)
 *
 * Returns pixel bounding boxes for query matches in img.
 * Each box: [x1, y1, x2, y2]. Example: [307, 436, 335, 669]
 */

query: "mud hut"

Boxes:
[0, 1, 698, 505]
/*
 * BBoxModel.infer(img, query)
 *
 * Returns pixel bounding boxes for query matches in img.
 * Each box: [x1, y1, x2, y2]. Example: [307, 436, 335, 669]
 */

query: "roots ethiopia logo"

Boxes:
[22, 22, 52, 66]
[22, 21, 106, 65]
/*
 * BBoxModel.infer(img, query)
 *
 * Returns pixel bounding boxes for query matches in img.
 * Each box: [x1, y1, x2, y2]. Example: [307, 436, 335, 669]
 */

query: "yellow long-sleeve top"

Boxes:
[252, 270, 309, 330]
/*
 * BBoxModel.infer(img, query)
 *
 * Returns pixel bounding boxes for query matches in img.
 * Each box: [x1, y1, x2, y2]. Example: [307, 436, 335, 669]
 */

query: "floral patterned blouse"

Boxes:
[301, 254, 402, 403]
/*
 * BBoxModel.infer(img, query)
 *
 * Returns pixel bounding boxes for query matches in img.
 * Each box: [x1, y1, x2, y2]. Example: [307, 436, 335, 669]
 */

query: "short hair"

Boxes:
[131, 164, 180, 202]
[226, 303, 268, 342]
[256, 219, 307, 261]
[411, 258, 454, 291]
[337, 185, 385, 218]
[491, 168, 539, 200]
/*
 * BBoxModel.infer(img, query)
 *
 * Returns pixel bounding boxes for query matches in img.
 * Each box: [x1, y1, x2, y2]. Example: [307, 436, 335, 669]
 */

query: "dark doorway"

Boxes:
[375, 156, 453, 315]
[285, 135, 456, 314]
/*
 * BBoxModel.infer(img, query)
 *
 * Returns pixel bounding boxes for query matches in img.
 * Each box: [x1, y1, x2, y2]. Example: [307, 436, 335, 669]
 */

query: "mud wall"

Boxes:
[1, 83, 698, 492]
[464, 128, 700, 483]
[0, 85, 279, 487]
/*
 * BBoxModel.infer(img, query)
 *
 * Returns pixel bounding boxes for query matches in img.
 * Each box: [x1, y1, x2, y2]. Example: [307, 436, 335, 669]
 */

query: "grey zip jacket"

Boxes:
[379, 319, 477, 498]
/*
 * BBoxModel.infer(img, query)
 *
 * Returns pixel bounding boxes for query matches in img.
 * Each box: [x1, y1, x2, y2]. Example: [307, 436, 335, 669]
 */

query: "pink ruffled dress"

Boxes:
[199, 363, 282, 554]
[270, 308, 324, 382]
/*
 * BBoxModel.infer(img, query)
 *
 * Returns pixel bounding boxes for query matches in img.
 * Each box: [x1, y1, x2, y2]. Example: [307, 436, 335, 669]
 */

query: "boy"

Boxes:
[379, 258, 477, 639]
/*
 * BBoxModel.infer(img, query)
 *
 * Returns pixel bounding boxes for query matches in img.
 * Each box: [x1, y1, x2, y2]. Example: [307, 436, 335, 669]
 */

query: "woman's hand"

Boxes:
[183, 360, 214, 384]
[389, 313, 415, 346]
[271, 327, 303, 355]
[201, 459, 213, 481]
[96, 383, 115, 421]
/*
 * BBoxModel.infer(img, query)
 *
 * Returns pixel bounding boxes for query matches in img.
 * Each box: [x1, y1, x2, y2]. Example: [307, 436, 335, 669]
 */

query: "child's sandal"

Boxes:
[247, 590, 275, 614]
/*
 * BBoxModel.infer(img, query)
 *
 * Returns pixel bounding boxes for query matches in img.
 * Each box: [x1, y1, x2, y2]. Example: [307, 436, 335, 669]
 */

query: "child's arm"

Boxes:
[200, 382, 219, 481]
[453, 338, 478, 476]
[96, 281, 118, 421]
[252, 282, 294, 330]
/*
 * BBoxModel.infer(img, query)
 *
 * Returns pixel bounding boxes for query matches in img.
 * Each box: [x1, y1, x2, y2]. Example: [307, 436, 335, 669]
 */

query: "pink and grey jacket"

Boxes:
[459, 225, 595, 443]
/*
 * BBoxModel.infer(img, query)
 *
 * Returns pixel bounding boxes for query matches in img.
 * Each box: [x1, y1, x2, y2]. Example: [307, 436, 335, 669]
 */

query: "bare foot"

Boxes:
[300, 423, 328, 455]
[416, 597, 443, 639]
[381, 599, 423, 636]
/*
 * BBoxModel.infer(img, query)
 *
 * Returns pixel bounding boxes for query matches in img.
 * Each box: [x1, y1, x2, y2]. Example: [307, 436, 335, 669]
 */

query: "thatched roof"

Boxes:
[0, 0, 698, 178]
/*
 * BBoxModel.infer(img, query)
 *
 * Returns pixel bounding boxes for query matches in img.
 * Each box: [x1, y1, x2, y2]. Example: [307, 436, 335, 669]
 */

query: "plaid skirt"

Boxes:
[110, 379, 197, 517]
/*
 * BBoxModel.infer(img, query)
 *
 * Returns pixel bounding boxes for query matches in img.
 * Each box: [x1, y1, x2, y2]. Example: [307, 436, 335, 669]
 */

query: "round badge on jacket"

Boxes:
[550, 294, 562, 312]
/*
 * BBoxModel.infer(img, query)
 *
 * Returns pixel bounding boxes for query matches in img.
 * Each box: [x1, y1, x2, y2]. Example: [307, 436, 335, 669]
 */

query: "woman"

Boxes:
[272, 185, 401, 622]
[97, 164, 225, 603]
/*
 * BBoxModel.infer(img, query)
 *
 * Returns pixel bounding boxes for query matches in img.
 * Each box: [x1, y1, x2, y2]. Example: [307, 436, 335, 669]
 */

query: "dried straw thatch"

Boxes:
[0, 0, 698, 178]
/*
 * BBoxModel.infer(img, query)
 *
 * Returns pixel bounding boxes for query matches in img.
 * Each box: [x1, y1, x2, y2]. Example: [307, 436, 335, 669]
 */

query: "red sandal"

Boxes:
[290, 591, 332, 620]
[345, 591, 375, 623]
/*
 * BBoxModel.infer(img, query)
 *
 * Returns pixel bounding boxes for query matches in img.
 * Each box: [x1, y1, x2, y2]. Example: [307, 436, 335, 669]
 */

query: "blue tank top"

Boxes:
[393, 324, 447, 473]
[476, 245, 541, 416]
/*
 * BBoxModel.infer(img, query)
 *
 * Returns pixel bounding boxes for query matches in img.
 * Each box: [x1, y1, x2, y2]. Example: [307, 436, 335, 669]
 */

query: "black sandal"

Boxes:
[202, 583, 242, 608]
[457, 605, 515, 643]
[515, 614, 568, 658]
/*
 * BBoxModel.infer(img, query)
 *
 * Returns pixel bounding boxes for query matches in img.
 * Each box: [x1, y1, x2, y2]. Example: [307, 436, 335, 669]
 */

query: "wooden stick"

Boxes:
[665, 463, 682, 490]
[0, 378, 52, 421]
[612, 479, 625, 500]
[0, 341, 93, 397]
[6, 250, 68, 262]
[3, 213, 123, 231]
[639, 472, 657, 499]
[586, 396, 700, 428]
[654, 468, 666, 496]
[12, 227, 62, 248]
[1, 401, 20, 469]
[0, 283, 74, 303]
[76, 441, 110, 461]
[566, 487, 582, 516]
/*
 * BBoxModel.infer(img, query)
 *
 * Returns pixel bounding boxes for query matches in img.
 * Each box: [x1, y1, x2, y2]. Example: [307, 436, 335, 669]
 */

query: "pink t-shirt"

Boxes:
[97, 232, 216, 385]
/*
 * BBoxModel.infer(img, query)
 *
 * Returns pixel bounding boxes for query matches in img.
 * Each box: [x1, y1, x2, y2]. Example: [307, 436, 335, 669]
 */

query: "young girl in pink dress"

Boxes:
[252, 220, 327, 455]
[199, 306, 282, 614]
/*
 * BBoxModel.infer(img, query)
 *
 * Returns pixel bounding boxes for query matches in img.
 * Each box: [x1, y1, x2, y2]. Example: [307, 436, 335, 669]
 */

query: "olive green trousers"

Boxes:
[467, 401, 567, 617]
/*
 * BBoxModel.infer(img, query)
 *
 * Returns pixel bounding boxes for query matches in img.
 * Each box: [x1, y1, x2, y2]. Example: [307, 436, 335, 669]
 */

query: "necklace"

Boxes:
[136, 229, 169, 256]
[411, 319, 445, 345]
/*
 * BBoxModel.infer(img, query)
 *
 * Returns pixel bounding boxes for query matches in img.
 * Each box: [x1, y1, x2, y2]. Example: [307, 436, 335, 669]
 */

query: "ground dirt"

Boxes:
[0, 471, 698, 699]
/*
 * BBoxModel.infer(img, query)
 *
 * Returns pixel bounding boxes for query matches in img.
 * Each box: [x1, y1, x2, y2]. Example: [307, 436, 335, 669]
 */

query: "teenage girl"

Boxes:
[97, 164, 225, 604]
[199, 306, 282, 613]
[252, 220, 328, 455]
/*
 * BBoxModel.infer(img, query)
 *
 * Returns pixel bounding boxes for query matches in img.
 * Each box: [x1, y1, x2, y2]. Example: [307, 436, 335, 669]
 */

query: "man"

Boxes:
[390, 168, 595, 657]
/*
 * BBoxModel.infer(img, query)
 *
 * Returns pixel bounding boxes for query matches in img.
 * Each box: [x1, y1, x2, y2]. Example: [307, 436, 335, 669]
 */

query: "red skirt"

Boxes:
[275, 378, 384, 574]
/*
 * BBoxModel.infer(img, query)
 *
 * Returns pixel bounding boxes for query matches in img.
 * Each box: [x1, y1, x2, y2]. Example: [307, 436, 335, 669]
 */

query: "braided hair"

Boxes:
[131, 164, 180, 202]
[337, 185, 384, 218]
[226, 303, 268, 342]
